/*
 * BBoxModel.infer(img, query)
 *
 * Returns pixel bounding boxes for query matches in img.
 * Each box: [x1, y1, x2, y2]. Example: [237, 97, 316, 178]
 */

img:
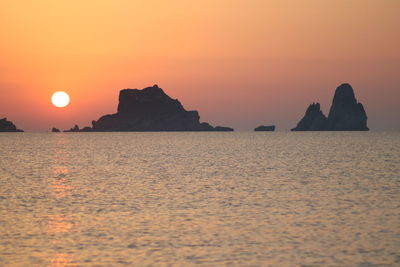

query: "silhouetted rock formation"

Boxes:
[254, 125, 276, 131]
[291, 103, 327, 131]
[291, 84, 368, 131]
[64, 125, 80, 132]
[0, 118, 23, 132]
[214, 126, 234, 131]
[79, 85, 233, 132]
[51, 128, 60, 132]
[326, 83, 368, 131]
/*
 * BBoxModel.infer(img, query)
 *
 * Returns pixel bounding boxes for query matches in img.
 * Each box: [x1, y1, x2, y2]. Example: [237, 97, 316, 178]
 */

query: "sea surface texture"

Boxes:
[0, 132, 399, 266]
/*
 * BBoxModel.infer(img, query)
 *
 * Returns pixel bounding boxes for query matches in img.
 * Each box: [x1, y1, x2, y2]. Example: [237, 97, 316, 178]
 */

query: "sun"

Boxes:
[52, 91, 70, 108]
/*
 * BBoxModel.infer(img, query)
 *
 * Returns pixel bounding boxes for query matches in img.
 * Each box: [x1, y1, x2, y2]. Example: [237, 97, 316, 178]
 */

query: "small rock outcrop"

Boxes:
[64, 125, 80, 132]
[51, 128, 60, 132]
[214, 126, 234, 131]
[78, 85, 233, 132]
[291, 84, 368, 131]
[291, 103, 327, 131]
[0, 118, 23, 132]
[254, 125, 276, 131]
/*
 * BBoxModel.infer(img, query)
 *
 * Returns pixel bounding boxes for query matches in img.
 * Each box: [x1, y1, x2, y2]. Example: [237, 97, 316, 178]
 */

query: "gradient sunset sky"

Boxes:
[1, 0, 399, 131]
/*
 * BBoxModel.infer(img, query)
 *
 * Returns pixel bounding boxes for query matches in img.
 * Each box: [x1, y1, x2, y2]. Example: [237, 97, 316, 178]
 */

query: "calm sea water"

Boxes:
[0, 132, 399, 266]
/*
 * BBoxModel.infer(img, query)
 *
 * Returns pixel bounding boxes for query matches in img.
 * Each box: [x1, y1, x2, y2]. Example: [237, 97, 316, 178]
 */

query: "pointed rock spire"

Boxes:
[291, 103, 327, 131]
[326, 83, 368, 131]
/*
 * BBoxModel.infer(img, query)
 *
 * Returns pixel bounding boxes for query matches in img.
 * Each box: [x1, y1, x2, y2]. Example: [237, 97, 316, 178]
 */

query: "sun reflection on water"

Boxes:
[46, 134, 76, 266]
[48, 253, 76, 267]
[46, 214, 74, 235]
[53, 166, 69, 176]
[50, 166, 72, 198]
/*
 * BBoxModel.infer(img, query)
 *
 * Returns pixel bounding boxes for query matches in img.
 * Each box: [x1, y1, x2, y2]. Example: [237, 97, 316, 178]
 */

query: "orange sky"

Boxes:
[1, 0, 399, 131]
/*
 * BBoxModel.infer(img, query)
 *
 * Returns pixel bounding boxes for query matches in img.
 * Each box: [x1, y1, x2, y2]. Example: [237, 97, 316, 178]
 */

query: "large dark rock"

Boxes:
[291, 103, 327, 131]
[254, 125, 275, 131]
[80, 85, 233, 132]
[0, 118, 23, 132]
[291, 84, 368, 131]
[51, 127, 61, 132]
[326, 83, 368, 131]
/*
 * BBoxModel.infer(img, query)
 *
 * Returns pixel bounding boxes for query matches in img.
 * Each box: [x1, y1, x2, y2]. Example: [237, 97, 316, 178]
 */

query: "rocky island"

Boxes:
[291, 83, 369, 131]
[254, 125, 275, 131]
[0, 118, 24, 132]
[66, 85, 234, 132]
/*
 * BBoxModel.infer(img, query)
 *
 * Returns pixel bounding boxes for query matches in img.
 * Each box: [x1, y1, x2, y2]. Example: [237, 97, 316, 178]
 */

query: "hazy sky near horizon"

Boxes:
[1, 0, 399, 131]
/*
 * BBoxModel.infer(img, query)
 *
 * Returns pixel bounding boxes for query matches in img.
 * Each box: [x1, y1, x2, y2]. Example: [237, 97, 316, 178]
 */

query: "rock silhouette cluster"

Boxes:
[51, 127, 60, 132]
[68, 85, 234, 132]
[254, 125, 275, 131]
[291, 83, 368, 131]
[2, 83, 370, 132]
[0, 118, 23, 132]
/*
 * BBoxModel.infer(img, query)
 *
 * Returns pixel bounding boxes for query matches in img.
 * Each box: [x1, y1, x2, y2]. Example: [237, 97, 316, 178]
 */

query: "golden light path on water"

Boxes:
[47, 135, 75, 267]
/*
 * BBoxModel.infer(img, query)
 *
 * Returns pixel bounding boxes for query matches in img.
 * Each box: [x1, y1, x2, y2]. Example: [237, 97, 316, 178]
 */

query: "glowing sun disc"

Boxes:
[52, 91, 70, 108]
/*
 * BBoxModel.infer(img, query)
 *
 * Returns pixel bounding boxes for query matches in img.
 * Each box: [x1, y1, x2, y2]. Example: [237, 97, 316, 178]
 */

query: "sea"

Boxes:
[0, 132, 399, 266]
